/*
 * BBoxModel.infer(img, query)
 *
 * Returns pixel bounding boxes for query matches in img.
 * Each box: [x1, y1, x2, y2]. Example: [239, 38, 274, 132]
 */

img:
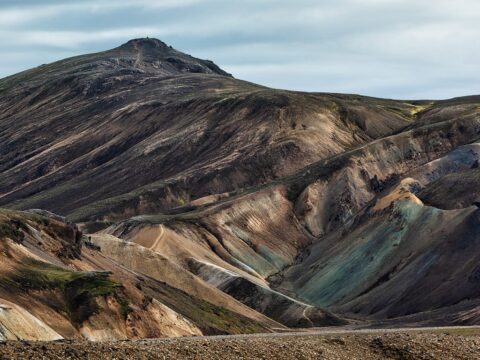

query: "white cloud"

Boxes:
[0, 0, 205, 28]
[0, 27, 175, 48]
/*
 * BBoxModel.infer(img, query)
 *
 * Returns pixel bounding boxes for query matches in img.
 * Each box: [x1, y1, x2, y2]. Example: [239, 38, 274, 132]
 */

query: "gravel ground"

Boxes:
[1, 330, 480, 359]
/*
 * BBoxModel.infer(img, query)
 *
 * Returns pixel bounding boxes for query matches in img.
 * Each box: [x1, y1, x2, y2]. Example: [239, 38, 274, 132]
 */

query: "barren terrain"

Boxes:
[1, 38, 480, 346]
[1, 327, 480, 359]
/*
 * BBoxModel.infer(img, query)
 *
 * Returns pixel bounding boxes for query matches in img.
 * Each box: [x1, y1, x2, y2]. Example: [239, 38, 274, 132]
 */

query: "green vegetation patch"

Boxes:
[0, 260, 121, 325]
[142, 278, 267, 335]
[0, 221, 23, 242]
[117, 295, 133, 320]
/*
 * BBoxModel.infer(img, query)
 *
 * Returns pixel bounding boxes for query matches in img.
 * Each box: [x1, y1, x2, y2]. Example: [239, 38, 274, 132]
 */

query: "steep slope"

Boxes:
[0, 39, 417, 222]
[0, 209, 282, 340]
[419, 169, 480, 209]
[273, 135, 480, 324]
[102, 198, 346, 328]
[280, 181, 480, 323]
[0, 299, 63, 341]
[88, 233, 292, 328]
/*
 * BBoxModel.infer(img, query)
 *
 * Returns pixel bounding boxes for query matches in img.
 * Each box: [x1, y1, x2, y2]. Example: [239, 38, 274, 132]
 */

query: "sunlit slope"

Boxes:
[0, 209, 280, 340]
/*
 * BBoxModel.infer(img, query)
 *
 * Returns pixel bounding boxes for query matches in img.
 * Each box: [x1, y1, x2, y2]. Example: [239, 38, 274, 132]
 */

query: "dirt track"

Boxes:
[1, 327, 480, 359]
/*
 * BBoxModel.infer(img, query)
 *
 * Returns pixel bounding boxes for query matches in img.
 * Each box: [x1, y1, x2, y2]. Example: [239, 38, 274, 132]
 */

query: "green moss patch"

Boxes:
[0, 260, 121, 325]
[117, 296, 133, 320]
[0, 221, 23, 242]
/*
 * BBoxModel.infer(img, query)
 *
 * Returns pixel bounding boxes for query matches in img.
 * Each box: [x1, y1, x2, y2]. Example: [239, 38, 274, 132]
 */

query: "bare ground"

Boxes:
[1, 327, 480, 359]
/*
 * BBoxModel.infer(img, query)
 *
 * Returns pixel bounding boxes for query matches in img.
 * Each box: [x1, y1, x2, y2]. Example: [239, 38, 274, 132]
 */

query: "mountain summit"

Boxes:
[120, 37, 170, 50]
[0, 37, 231, 95]
[113, 37, 232, 76]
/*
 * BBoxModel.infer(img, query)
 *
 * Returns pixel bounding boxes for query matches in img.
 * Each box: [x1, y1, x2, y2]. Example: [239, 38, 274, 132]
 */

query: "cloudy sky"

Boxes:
[1, 0, 479, 99]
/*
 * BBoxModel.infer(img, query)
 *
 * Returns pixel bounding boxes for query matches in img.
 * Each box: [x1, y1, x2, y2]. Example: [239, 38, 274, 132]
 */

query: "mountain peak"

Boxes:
[114, 37, 232, 77]
[119, 37, 170, 51]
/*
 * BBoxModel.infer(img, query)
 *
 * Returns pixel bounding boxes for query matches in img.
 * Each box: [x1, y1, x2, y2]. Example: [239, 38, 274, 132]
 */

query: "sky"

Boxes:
[0, 0, 479, 99]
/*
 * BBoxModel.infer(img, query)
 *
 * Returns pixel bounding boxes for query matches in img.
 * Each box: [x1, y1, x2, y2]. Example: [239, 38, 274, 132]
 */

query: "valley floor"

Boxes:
[1, 327, 480, 359]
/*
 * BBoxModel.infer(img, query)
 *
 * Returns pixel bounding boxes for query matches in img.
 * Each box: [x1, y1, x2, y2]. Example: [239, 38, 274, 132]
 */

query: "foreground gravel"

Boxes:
[1, 331, 480, 359]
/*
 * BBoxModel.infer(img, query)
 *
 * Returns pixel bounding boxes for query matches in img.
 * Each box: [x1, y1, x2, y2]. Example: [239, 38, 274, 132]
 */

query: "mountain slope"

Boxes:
[1, 38, 480, 339]
[0, 209, 283, 340]
[0, 38, 418, 222]
[103, 92, 480, 327]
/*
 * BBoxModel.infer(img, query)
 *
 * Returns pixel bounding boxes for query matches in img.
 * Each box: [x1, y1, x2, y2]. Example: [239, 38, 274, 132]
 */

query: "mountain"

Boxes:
[0, 38, 417, 223]
[1, 38, 480, 340]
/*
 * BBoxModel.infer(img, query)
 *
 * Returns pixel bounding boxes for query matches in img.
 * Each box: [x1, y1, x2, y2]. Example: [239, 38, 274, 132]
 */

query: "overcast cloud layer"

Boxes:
[0, 0, 479, 99]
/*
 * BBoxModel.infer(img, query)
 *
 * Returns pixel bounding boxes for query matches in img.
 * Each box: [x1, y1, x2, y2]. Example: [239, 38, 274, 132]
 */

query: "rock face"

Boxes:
[1, 38, 480, 339]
